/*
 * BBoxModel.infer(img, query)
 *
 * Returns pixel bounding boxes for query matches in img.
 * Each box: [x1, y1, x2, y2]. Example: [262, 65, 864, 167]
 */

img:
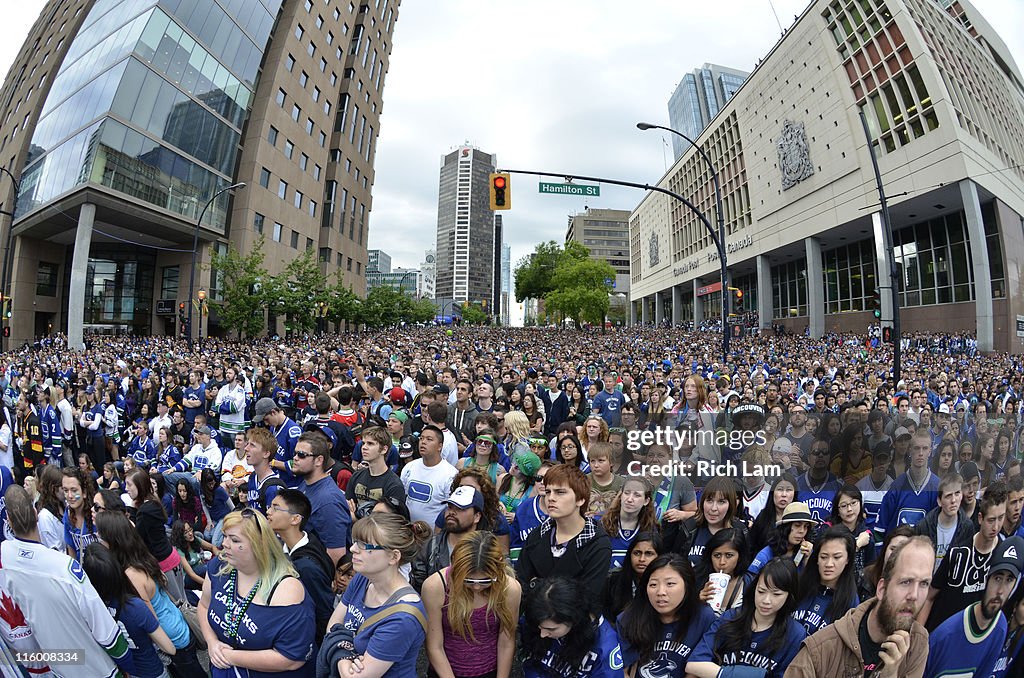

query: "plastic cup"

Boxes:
[708, 572, 731, 613]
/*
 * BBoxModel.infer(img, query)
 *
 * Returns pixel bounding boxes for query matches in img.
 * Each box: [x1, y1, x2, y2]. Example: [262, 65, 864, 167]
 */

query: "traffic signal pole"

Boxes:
[859, 110, 901, 383]
[498, 166, 730, 364]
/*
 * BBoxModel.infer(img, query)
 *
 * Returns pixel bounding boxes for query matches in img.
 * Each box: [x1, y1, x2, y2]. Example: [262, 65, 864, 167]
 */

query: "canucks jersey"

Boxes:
[796, 473, 841, 523]
[510, 495, 547, 566]
[874, 471, 940, 540]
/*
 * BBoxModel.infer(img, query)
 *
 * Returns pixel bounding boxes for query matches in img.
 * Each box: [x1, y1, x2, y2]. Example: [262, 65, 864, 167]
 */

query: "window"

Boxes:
[259, 168, 271, 188]
[304, 0, 312, 11]
[356, 261, 361, 275]
[285, 54, 295, 72]
[312, 87, 321, 103]
[267, 126, 278, 145]
[315, 14, 324, 29]
[330, 149, 341, 162]
[276, 89, 286, 106]
[320, 247, 331, 263]
[295, 24, 304, 40]
[313, 164, 322, 180]
[254, 212, 265, 234]
[273, 223, 283, 242]
[320, 57, 327, 73]
[284, 140, 294, 159]
[323, 100, 332, 116]
[307, 42, 316, 57]
[291, 230, 299, 249]
[306, 237, 314, 252]
[294, 191, 303, 209]
[157, 265, 178, 300]
[319, 131, 326, 147]
[330, 71, 337, 86]
[327, 31, 334, 45]
[306, 118, 315, 135]
[292, 104, 301, 121]
[309, 200, 317, 217]
[347, 257, 353, 271]
[278, 180, 288, 199]
[299, 153, 309, 171]
[337, 252, 344, 267]
[299, 71, 308, 88]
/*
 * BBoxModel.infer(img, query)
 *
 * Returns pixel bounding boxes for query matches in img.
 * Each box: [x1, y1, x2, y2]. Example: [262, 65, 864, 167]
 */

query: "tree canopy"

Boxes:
[513, 240, 617, 328]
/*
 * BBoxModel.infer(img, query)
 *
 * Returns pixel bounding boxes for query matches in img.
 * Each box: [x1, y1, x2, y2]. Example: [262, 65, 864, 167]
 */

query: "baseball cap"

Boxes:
[251, 397, 278, 423]
[937, 403, 951, 415]
[446, 486, 484, 512]
[389, 410, 409, 424]
[194, 424, 212, 436]
[432, 384, 450, 395]
[894, 426, 911, 440]
[959, 461, 980, 482]
[389, 387, 407, 404]
[771, 438, 793, 456]
[989, 536, 1023, 579]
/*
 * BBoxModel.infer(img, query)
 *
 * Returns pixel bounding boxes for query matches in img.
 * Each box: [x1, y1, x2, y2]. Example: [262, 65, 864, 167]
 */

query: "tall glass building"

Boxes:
[667, 63, 749, 159]
[0, 0, 400, 345]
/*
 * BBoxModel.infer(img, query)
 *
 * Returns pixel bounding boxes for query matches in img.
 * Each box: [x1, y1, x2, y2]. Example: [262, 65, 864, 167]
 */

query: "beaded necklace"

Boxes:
[224, 570, 262, 639]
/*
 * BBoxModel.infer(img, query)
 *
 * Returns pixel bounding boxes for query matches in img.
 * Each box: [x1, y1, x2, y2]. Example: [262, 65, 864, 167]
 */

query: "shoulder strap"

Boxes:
[358, 602, 427, 636]
[267, 574, 296, 602]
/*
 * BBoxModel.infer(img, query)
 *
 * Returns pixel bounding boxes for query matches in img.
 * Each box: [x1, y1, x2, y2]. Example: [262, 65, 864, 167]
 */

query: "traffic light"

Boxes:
[871, 289, 881, 319]
[1, 299, 10, 320]
[734, 289, 744, 311]
[489, 173, 511, 211]
[882, 326, 894, 344]
[1, 327, 8, 338]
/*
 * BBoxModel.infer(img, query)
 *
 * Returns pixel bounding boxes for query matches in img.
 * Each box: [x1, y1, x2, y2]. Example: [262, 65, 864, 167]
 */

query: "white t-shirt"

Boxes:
[935, 519, 957, 571]
[400, 458, 458, 525]
[441, 429, 459, 466]
[37, 507, 66, 552]
[0, 424, 11, 469]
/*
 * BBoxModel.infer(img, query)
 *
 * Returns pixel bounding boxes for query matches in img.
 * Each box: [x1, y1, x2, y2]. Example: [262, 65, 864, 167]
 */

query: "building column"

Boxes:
[672, 285, 682, 326]
[654, 291, 664, 326]
[641, 296, 649, 325]
[693, 281, 704, 325]
[872, 212, 894, 330]
[629, 299, 637, 326]
[805, 237, 824, 339]
[68, 203, 95, 351]
[961, 179, 994, 352]
[756, 255, 772, 330]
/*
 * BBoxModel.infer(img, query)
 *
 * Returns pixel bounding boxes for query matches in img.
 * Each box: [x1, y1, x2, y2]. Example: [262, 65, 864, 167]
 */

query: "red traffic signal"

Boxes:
[493, 176, 506, 189]
[489, 173, 510, 210]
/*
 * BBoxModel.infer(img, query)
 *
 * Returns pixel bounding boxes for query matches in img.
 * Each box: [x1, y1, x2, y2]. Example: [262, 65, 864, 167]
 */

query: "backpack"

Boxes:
[258, 476, 287, 511]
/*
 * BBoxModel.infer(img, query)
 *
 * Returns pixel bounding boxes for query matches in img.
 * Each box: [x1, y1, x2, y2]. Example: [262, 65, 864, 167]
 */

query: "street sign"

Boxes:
[539, 182, 600, 196]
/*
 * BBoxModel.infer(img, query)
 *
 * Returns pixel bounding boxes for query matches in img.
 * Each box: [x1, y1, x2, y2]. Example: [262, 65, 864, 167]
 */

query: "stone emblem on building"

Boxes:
[648, 232, 660, 267]
[776, 120, 815, 190]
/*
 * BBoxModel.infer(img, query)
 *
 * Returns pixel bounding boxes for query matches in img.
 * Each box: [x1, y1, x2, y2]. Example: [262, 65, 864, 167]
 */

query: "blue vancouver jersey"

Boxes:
[510, 495, 547, 566]
[608, 525, 640, 570]
[523, 615, 623, 678]
[617, 605, 715, 676]
[873, 471, 940, 539]
[925, 602, 1006, 678]
[690, 608, 805, 678]
[796, 473, 842, 523]
[273, 418, 304, 487]
[791, 588, 858, 637]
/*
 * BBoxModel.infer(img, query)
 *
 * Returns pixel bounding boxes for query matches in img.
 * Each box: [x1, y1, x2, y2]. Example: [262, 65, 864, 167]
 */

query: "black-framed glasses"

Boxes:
[266, 503, 298, 516]
[293, 450, 314, 459]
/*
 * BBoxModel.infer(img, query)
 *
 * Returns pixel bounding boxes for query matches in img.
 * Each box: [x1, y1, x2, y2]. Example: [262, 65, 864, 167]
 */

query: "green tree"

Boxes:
[513, 240, 563, 302]
[325, 277, 361, 328]
[545, 253, 617, 330]
[406, 297, 438, 324]
[461, 303, 488, 325]
[360, 286, 407, 328]
[269, 250, 329, 334]
[208, 236, 269, 339]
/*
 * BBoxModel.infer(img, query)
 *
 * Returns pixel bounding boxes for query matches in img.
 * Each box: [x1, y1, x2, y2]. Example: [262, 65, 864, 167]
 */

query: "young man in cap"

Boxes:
[165, 424, 222, 491]
[786, 536, 935, 677]
[925, 536, 1024, 677]
[922, 481, 1008, 630]
[254, 396, 303, 488]
[410, 485, 483, 591]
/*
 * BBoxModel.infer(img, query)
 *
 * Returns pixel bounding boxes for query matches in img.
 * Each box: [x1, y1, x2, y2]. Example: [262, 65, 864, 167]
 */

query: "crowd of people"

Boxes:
[0, 325, 1021, 677]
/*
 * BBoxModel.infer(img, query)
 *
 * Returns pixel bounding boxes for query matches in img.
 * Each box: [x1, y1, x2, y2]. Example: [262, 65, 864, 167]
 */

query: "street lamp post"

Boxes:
[637, 122, 730, 354]
[0, 167, 21, 351]
[398, 270, 418, 298]
[197, 289, 207, 348]
[188, 182, 245, 346]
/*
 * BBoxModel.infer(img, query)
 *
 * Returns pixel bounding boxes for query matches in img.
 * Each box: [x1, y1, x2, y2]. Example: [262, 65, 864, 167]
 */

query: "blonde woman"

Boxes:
[502, 410, 532, 451]
[423, 531, 521, 678]
[198, 509, 315, 676]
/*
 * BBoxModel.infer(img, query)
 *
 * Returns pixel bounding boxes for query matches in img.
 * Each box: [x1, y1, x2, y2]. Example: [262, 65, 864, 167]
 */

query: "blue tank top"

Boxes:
[150, 584, 190, 650]
[205, 557, 315, 677]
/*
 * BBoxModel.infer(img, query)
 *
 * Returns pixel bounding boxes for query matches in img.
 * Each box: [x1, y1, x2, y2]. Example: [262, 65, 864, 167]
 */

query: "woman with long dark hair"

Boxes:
[618, 554, 716, 677]
[96, 511, 205, 677]
[603, 531, 663, 622]
[750, 474, 798, 552]
[687, 558, 805, 678]
[35, 464, 65, 551]
[520, 577, 622, 678]
[82, 543, 177, 678]
[748, 503, 815, 580]
[791, 527, 859, 636]
[830, 424, 872, 485]
[172, 479, 206, 534]
[198, 468, 232, 547]
[602, 476, 657, 570]
[170, 520, 215, 589]
[696, 528, 751, 615]
[422, 531, 521, 678]
[555, 433, 589, 473]
[61, 466, 98, 560]
[125, 469, 186, 603]
[673, 476, 746, 565]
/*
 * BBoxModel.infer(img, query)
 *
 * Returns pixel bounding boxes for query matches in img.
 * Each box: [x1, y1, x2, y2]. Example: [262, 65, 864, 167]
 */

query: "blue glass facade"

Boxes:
[15, 0, 282, 231]
[667, 65, 749, 161]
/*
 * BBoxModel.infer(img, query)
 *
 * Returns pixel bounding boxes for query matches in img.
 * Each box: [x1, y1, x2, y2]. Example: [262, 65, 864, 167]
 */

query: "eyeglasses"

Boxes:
[351, 540, 389, 552]
[463, 577, 494, 586]
[837, 502, 859, 511]
[293, 450, 314, 459]
[267, 504, 298, 516]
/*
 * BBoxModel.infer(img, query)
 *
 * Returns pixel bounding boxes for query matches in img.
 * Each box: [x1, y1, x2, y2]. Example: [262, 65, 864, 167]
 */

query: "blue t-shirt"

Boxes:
[685, 526, 715, 567]
[62, 509, 98, 560]
[183, 384, 206, 423]
[523, 615, 624, 678]
[341, 573, 425, 677]
[689, 608, 805, 677]
[111, 597, 164, 678]
[591, 390, 626, 427]
[298, 476, 351, 551]
[274, 418, 304, 487]
[796, 473, 841, 523]
[608, 525, 639, 570]
[791, 588, 858, 637]
[617, 605, 716, 676]
[206, 557, 315, 677]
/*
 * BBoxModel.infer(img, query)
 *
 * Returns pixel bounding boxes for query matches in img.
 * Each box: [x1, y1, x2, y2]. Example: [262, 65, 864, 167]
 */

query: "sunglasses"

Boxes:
[293, 450, 314, 459]
[351, 540, 389, 552]
[463, 577, 494, 586]
[240, 507, 267, 535]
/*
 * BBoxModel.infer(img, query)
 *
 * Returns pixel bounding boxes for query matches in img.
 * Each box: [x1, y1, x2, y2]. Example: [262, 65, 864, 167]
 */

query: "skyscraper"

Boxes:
[500, 242, 510, 326]
[434, 145, 495, 304]
[0, 0, 400, 345]
[667, 63, 748, 159]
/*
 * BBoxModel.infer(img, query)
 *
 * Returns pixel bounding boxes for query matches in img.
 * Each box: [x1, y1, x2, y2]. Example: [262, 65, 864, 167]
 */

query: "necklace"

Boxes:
[223, 570, 262, 639]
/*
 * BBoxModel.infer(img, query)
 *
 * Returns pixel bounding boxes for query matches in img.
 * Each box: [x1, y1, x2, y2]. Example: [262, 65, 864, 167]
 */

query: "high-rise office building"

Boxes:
[565, 207, 631, 296]
[667, 63, 748, 159]
[434, 145, 495, 304]
[368, 249, 392, 274]
[0, 0, 400, 345]
[500, 242, 510, 326]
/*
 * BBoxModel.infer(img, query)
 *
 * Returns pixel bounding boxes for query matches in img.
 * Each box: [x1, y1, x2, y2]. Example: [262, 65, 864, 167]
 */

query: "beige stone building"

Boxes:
[629, 0, 1024, 352]
[0, 0, 399, 345]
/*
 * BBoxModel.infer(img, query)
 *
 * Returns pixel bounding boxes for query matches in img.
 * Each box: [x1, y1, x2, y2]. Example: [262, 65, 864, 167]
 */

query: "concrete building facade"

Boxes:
[630, 0, 1024, 353]
[667, 63, 749, 158]
[434, 145, 496, 305]
[0, 0, 399, 345]
[418, 247, 435, 299]
[566, 207, 632, 297]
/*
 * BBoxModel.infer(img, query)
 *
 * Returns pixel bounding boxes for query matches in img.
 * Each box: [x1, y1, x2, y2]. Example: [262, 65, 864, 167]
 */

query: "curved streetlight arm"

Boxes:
[187, 182, 245, 341]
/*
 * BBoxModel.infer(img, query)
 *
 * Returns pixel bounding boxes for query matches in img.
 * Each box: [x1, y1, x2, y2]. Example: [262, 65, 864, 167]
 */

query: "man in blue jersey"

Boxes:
[254, 396, 303, 488]
[243, 426, 284, 514]
[925, 536, 1023, 678]
[125, 419, 158, 469]
[591, 371, 626, 428]
[797, 439, 841, 523]
[874, 430, 940, 543]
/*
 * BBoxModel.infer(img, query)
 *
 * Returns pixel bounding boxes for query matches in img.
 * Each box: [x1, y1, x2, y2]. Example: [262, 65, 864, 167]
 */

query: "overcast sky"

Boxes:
[2, 0, 1023, 323]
